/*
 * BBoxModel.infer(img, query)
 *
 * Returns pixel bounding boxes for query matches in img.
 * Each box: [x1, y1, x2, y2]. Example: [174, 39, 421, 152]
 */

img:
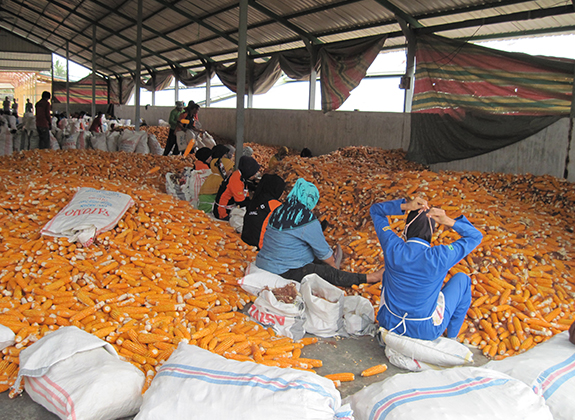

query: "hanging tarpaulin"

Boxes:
[215, 56, 282, 95]
[142, 69, 173, 92]
[407, 34, 574, 165]
[175, 67, 216, 88]
[319, 35, 387, 112]
[52, 74, 116, 105]
[109, 76, 136, 105]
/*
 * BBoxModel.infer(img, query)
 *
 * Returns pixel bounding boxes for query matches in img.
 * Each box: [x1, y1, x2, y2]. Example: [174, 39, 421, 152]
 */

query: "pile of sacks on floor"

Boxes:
[0, 113, 168, 155]
[2, 320, 573, 419]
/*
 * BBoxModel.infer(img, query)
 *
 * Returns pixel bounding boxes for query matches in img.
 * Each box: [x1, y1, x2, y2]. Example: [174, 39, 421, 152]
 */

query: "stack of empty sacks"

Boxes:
[8, 115, 163, 155]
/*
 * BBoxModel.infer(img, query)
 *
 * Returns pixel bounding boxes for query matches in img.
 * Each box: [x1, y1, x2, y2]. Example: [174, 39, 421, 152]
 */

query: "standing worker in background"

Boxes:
[2, 97, 10, 113]
[35, 91, 52, 150]
[163, 101, 184, 156]
[25, 99, 34, 114]
[89, 112, 103, 133]
[11, 99, 18, 118]
[370, 196, 482, 341]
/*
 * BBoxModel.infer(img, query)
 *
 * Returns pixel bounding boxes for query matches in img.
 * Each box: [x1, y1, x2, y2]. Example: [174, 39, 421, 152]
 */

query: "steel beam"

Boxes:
[373, 0, 422, 28]
[135, 0, 143, 132]
[236, 0, 248, 167]
[92, 24, 96, 117]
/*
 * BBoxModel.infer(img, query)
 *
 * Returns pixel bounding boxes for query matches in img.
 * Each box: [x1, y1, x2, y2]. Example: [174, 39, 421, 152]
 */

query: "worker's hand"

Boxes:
[427, 208, 456, 227]
[401, 197, 428, 212]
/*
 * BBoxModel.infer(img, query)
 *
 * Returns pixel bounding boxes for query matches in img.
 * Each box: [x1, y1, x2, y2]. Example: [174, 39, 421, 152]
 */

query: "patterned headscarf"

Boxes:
[269, 178, 319, 231]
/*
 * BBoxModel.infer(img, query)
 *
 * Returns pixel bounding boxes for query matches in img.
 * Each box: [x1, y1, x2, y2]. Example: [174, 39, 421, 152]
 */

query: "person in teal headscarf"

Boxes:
[255, 178, 383, 287]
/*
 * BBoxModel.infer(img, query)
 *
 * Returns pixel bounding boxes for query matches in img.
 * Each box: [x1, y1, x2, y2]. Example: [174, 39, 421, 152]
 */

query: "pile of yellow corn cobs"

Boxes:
[0, 148, 320, 394]
[273, 147, 575, 360]
[1, 144, 574, 395]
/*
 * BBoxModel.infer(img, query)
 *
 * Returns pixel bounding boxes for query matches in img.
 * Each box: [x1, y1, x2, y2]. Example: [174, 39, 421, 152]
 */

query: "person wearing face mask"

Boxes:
[370, 196, 483, 341]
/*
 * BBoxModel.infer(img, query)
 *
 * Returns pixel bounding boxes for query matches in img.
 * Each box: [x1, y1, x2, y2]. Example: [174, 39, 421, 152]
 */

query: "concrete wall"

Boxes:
[429, 118, 573, 180]
[53, 103, 108, 116]
[115, 105, 411, 155]
[113, 105, 573, 180]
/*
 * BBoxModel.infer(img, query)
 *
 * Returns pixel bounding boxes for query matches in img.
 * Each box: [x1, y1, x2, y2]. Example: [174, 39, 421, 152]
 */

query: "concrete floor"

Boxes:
[0, 334, 488, 420]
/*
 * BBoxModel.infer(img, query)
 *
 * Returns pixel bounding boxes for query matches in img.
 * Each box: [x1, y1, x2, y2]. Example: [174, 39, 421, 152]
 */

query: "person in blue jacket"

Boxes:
[256, 178, 383, 286]
[370, 197, 483, 340]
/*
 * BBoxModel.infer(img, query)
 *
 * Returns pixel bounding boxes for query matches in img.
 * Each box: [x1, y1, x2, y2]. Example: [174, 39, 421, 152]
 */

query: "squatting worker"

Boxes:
[370, 196, 483, 340]
[268, 146, 289, 172]
[570, 321, 575, 345]
[35, 91, 52, 150]
[256, 178, 384, 286]
[163, 101, 185, 156]
[241, 174, 286, 250]
[197, 145, 234, 213]
[194, 147, 212, 170]
[214, 156, 260, 220]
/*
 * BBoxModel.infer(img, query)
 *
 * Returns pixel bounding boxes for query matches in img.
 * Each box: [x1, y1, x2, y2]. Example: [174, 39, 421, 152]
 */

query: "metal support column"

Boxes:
[308, 45, 317, 110]
[206, 67, 211, 107]
[247, 59, 254, 108]
[92, 25, 96, 117]
[397, 17, 415, 113]
[570, 62, 575, 119]
[175, 78, 179, 103]
[235, 0, 248, 167]
[51, 56, 54, 104]
[152, 74, 156, 106]
[66, 41, 70, 117]
[135, 0, 143, 131]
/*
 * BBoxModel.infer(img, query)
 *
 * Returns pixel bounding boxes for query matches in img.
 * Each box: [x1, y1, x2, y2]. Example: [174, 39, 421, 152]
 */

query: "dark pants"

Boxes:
[281, 263, 366, 287]
[37, 127, 50, 150]
[163, 129, 179, 156]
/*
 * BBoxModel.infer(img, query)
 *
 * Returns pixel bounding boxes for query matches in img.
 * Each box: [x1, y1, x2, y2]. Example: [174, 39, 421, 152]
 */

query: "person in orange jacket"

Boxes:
[213, 156, 260, 221]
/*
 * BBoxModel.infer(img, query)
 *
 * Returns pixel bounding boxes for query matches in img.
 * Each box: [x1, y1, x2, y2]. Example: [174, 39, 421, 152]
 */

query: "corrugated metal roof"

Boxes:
[0, 0, 573, 77]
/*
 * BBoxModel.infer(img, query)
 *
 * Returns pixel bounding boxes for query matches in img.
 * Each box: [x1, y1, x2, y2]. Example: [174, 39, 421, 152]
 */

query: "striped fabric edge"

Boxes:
[27, 376, 77, 420]
[157, 363, 337, 406]
[368, 376, 509, 420]
[415, 66, 573, 91]
[532, 353, 575, 400]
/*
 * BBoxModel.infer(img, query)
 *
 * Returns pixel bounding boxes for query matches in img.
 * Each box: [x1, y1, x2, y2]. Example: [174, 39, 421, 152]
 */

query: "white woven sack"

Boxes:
[76, 131, 87, 149]
[229, 206, 246, 233]
[301, 274, 344, 337]
[0, 126, 13, 156]
[119, 130, 139, 153]
[343, 367, 551, 420]
[134, 132, 150, 154]
[106, 131, 121, 152]
[248, 289, 306, 340]
[181, 168, 211, 208]
[0, 324, 15, 351]
[49, 132, 60, 150]
[379, 328, 473, 369]
[485, 331, 575, 420]
[91, 132, 108, 151]
[238, 262, 300, 296]
[342, 295, 376, 336]
[16, 327, 144, 420]
[40, 187, 134, 246]
[147, 133, 163, 155]
[136, 343, 353, 420]
[62, 133, 78, 150]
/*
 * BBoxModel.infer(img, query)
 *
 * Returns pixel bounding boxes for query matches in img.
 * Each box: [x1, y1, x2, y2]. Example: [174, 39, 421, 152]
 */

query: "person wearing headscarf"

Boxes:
[194, 147, 212, 170]
[242, 146, 254, 157]
[241, 174, 285, 249]
[268, 146, 289, 172]
[214, 156, 260, 220]
[370, 197, 483, 341]
[256, 178, 383, 287]
[197, 146, 234, 213]
[163, 101, 185, 156]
